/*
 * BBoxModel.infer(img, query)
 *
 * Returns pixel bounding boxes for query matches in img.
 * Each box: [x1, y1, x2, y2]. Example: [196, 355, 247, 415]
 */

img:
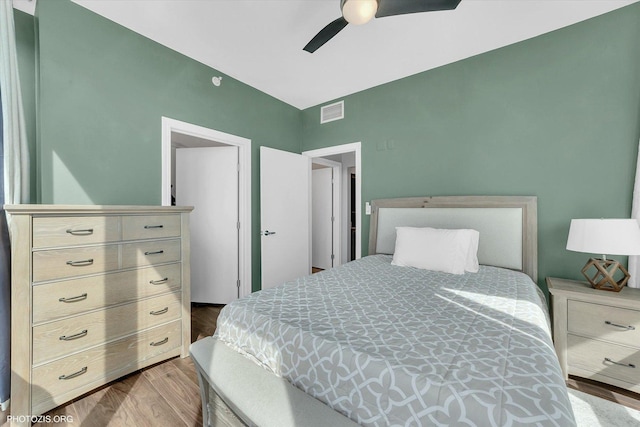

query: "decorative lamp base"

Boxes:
[581, 258, 629, 292]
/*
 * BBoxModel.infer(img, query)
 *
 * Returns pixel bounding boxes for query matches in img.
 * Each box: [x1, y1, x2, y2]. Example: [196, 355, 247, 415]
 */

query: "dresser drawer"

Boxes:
[33, 216, 120, 249]
[33, 245, 119, 282]
[33, 263, 183, 324]
[122, 214, 181, 241]
[567, 334, 640, 386]
[121, 239, 181, 269]
[568, 300, 640, 347]
[31, 319, 182, 415]
[33, 292, 182, 365]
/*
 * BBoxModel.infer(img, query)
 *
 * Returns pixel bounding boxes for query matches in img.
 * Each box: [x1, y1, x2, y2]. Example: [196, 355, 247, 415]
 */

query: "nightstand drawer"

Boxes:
[568, 334, 640, 385]
[568, 300, 640, 348]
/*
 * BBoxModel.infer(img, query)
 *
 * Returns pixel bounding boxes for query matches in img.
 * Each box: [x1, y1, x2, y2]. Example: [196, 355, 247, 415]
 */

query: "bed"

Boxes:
[189, 196, 576, 427]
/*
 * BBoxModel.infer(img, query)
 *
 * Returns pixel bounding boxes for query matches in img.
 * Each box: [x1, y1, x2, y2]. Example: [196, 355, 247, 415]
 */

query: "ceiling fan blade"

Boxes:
[303, 17, 349, 53]
[375, 0, 462, 18]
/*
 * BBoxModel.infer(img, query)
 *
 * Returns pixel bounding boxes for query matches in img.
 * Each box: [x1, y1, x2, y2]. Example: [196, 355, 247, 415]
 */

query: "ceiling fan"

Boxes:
[303, 0, 462, 53]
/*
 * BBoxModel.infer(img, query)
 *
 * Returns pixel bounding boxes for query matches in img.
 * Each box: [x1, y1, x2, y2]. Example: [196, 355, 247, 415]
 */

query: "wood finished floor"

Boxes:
[2, 303, 640, 426]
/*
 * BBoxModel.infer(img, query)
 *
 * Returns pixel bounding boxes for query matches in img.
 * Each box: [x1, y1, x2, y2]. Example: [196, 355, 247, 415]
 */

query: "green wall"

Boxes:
[35, 0, 302, 292]
[13, 10, 37, 202]
[301, 4, 640, 293]
[16, 1, 640, 293]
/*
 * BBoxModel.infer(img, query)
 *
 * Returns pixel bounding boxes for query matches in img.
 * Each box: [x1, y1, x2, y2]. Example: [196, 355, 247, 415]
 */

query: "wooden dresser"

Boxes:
[5, 205, 192, 421]
[547, 277, 640, 393]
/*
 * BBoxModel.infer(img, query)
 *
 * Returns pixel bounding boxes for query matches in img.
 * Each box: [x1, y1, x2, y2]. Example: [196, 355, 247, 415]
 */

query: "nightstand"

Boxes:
[547, 277, 640, 393]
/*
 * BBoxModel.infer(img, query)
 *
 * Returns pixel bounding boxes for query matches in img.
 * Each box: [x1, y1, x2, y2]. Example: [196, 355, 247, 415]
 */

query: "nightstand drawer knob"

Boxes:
[604, 357, 636, 369]
[605, 320, 635, 331]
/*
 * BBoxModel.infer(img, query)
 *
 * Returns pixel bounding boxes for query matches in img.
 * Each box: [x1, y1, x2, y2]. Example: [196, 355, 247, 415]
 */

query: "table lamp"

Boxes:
[566, 219, 640, 292]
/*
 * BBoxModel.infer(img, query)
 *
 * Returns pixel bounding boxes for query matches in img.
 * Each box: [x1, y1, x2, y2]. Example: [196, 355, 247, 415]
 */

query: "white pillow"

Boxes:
[465, 229, 480, 273]
[391, 227, 479, 274]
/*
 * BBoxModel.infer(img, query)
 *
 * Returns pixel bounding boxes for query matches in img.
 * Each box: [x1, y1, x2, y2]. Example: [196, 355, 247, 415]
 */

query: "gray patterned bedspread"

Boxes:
[214, 255, 576, 427]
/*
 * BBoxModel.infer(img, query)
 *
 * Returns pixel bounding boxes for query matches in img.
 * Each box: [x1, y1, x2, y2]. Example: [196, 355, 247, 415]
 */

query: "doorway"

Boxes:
[161, 117, 252, 301]
[303, 142, 362, 264]
[259, 143, 361, 289]
[311, 157, 341, 271]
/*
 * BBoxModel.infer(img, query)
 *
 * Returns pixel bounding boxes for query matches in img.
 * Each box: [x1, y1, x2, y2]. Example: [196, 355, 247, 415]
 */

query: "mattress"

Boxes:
[214, 255, 576, 426]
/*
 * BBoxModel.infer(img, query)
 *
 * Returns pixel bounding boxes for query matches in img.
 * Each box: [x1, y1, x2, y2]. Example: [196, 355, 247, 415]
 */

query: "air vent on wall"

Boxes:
[320, 100, 344, 124]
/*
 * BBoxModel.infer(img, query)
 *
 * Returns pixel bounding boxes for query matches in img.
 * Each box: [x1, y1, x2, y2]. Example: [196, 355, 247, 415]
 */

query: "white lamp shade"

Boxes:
[342, 0, 378, 25]
[566, 219, 640, 256]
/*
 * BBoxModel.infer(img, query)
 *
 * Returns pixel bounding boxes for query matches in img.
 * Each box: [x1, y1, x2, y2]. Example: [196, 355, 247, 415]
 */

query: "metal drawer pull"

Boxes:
[59, 293, 88, 303]
[66, 259, 94, 267]
[150, 307, 169, 316]
[144, 225, 164, 229]
[605, 320, 635, 331]
[144, 250, 164, 256]
[150, 277, 169, 285]
[66, 228, 94, 236]
[59, 366, 88, 380]
[150, 337, 169, 346]
[604, 357, 636, 369]
[59, 330, 88, 341]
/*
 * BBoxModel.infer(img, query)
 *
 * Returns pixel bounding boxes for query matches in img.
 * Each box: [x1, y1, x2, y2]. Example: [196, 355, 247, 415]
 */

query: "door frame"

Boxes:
[161, 117, 252, 299]
[312, 157, 342, 268]
[303, 142, 362, 260]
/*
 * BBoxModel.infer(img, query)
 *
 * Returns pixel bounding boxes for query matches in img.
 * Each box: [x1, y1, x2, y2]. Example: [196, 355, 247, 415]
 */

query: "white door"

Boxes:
[176, 146, 239, 304]
[312, 167, 333, 270]
[260, 147, 310, 290]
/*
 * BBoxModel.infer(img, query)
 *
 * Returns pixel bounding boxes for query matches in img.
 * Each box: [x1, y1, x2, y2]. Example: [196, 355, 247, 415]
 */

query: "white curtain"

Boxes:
[630, 138, 640, 288]
[0, 0, 31, 412]
[1, 0, 30, 206]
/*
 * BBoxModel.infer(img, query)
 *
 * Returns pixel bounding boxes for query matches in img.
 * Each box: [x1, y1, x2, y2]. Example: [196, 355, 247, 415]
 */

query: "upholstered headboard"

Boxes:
[368, 196, 538, 281]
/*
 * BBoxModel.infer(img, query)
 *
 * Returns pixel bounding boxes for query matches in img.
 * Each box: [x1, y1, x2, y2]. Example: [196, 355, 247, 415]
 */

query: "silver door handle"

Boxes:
[262, 230, 276, 236]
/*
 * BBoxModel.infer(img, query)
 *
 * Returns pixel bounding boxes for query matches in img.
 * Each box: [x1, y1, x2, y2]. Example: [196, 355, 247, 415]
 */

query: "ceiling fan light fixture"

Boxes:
[341, 0, 378, 25]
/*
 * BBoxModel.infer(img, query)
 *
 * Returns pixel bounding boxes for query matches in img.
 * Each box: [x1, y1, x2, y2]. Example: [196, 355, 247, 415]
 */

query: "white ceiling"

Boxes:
[17, 0, 640, 110]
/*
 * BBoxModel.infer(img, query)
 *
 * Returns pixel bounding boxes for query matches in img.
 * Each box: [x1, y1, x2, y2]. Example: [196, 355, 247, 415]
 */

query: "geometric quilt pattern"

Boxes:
[215, 255, 576, 426]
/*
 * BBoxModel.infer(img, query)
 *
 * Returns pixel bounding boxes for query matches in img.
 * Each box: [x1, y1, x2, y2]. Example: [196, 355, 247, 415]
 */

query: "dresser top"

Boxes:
[547, 277, 640, 306]
[4, 204, 194, 215]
